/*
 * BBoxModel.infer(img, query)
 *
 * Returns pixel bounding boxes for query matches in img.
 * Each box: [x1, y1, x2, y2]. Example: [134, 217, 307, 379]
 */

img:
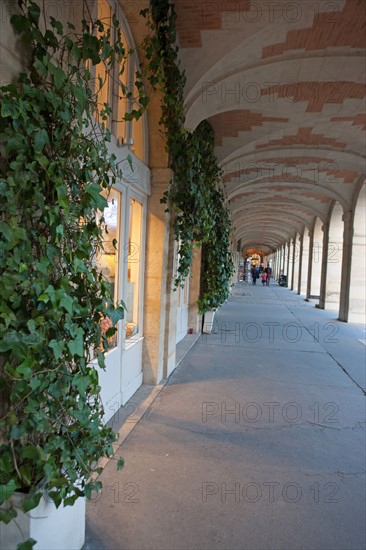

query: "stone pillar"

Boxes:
[274, 250, 279, 280]
[306, 229, 314, 299]
[188, 246, 202, 333]
[338, 211, 354, 322]
[349, 184, 366, 323]
[325, 204, 343, 311]
[297, 234, 303, 295]
[286, 241, 291, 282]
[143, 168, 176, 385]
[277, 248, 282, 280]
[282, 245, 287, 272]
[290, 238, 296, 290]
[318, 223, 329, 309]
[311, 219, 323, 299]
[299, 231, 310, 296]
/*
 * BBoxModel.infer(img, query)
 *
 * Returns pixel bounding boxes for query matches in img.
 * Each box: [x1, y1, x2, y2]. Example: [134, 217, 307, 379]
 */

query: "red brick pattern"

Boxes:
[261, 82, 366, 113]
[173, 0, 364, 243]
[175, 1, 251, 48]
[262, 0, 366, 58]
[208, 110, 288, 145]
[331, 114, 366, 131]
[225, 159, 358, 185]
[256, 127, 347, 150]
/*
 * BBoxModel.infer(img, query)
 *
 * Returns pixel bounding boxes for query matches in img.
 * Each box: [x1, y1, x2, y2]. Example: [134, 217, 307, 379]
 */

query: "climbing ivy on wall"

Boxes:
[0, 0, 146, 533]
[141, 0, 234, 312]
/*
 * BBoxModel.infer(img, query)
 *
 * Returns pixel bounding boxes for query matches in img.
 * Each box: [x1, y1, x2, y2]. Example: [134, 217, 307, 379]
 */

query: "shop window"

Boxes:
[89, 1, 146, 156]
[96, 187, 121, 350]
[126, 198, 142, 339]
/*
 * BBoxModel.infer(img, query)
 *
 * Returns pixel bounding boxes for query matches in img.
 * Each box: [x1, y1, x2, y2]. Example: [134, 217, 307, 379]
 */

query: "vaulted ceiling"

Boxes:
[174, 0, 366, 254]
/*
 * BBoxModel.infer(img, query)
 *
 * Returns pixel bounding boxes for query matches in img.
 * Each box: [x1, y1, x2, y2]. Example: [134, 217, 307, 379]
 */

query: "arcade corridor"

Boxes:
[85, 281, 366, 550]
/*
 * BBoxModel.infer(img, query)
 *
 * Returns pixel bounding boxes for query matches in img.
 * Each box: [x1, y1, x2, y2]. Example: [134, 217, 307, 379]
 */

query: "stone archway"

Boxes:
[349, 184, 366, 323]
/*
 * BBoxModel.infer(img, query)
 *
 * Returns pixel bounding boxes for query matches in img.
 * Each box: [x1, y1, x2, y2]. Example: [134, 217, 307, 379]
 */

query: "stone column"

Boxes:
[274, 251, 279, 280]
[325, 204, 343, 311]
[286, 241, 291, 283]
[318, 223, 329, 309]
[143, 168, 176, 385]
[299, 231, 310, 296]
[306, 229, 314, 299]
[290, 238, 296, 290]
[297, 234, 303, 295]
[282, 245, 287, 272]
[277, 248, 282, 280]
[338, 211, 354, 322]
[311, 219, 323, 299]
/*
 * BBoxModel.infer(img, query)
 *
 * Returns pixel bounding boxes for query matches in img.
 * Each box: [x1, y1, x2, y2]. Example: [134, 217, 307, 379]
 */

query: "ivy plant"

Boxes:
[141, 2, 234, 309]
[0, 0, 145, 539]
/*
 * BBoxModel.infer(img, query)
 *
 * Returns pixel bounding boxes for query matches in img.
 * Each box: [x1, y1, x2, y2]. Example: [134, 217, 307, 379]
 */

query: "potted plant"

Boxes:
[0, 1, 144, 547]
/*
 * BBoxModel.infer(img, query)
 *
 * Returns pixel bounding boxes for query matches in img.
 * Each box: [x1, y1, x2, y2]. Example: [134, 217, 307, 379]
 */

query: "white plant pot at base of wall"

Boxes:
[0, 492, 85, 550]
[202, 310, 216, 333]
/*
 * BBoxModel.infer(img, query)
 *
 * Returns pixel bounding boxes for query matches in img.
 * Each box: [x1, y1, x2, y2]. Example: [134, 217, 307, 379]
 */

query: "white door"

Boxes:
[94, 187, 124, 421]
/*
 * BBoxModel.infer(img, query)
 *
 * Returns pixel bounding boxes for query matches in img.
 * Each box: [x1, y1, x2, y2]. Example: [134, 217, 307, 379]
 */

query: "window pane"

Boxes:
[115, 27, 129, 141]
[126, 198, 142, 339]
[96, 188, 121, 350]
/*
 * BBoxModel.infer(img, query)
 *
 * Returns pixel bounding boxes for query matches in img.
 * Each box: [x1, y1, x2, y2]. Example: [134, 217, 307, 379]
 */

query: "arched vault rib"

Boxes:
[232, 207, 312, 233]
[222, 147, 366, 175]
[237, 231, 290, 250]
[231, 197, 327, 225]
[175, 0, 365, 252]
[228, 182, 348, 213]
[234, 222, 302, 245]
[234, 218, 304, 241]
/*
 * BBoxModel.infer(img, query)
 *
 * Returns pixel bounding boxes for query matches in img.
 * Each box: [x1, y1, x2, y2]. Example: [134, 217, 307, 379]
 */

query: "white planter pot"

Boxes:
[0, 491, 85, 550]
[202, 309, 216, 333]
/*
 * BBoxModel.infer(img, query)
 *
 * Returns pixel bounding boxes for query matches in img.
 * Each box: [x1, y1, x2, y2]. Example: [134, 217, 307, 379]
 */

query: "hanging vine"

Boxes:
[141, 1, 234, 309]
[0, 0, 148, 539]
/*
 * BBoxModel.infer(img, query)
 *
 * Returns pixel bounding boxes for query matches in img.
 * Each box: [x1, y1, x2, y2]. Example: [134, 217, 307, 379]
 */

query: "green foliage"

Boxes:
[197, 190, 234, 313]
[0, 0, 147, 531]
[141, 2, 234, 309]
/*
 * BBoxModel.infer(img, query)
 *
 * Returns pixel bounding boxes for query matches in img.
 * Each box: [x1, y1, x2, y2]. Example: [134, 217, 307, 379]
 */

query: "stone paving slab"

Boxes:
[84, 283, 366, 550]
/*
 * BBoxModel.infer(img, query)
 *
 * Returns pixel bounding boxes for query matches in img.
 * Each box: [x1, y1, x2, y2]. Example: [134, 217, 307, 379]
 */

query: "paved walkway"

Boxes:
[85, 282, 366, 550]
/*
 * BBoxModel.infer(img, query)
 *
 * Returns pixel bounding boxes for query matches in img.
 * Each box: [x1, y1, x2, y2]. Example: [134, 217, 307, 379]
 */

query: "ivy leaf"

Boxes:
[50, 17, 63, 36]
[10, 14, 30, 34]
[48, 63, 66, 89]
[60, 295, 74, 315]
[0, 479, 19, 505]
[0, 507, 17, 524]
[22, 493, 42, 513]
[85, 183, 108, 210]
[49, 339, 65, 359]
[34, 129, 49, 152]
[17, 539, 37, 550]
[67, 327, 84, 357]
[97, 350, 105, 369]
[106, 304, 125, 325]
[28, 1, 41, 24]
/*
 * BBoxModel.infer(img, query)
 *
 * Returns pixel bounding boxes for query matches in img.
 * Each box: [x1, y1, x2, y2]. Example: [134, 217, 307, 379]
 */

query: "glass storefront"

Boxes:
[96, 187, 121, 350]
[126, 198, 142, 339]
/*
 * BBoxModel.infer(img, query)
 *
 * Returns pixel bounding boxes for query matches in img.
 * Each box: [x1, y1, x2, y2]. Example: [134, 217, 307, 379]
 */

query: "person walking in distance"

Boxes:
[265, 265, 272, 286]
[251, 264, 257, 285]
[261, 271, 267, 286]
